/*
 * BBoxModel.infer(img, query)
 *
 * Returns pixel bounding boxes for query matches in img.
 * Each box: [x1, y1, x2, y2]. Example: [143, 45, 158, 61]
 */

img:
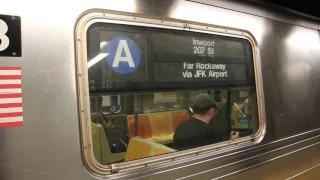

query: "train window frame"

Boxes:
[75, 9, 266, 175]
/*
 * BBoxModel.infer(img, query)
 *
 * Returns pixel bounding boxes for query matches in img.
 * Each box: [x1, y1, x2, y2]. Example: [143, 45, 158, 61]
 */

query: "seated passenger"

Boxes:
[173, 93, 239, 151]
[238, 98, 252, 128]
[90, 96, 129, 153]
[90, 96, 111, 129]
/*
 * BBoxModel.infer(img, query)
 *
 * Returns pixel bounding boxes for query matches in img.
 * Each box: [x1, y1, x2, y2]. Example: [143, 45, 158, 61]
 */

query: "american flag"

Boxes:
[0, 67, 23, 128]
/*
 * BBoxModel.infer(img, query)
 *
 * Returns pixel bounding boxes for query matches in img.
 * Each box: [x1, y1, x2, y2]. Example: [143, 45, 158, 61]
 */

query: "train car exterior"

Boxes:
[0, 0, 320, 179]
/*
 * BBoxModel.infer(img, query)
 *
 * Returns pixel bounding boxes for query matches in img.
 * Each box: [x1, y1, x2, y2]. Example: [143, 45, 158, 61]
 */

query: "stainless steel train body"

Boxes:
[1, 0, 320, 179]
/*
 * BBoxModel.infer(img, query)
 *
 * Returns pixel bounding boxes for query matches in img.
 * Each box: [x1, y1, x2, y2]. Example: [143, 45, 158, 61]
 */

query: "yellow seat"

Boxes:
[91, 122, 126, 164]
[125, 137, 176, 161]
[149, 112, 174, 143]
[91, 122, 102, 163]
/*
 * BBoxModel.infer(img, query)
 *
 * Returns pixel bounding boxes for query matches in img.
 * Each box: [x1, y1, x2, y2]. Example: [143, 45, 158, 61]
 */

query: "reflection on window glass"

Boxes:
[89, 89, 258, 164]
[86, 22, 258, 165]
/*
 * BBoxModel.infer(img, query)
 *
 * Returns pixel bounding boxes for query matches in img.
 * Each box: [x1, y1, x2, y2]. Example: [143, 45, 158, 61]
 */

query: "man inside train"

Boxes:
[173, 93, 239, 151]
[90, 96, 113, 129]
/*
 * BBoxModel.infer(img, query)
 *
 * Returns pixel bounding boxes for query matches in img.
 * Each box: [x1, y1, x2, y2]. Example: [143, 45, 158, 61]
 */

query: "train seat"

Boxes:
[91, 122, 102, 163]
[124, 137, 176, 161]
[149, 112, 174, 142]
[127, 114, 153, 140]
[171, 110, 189, 131]
[126, 110, 190, 144]
[91, 122, 126, 164]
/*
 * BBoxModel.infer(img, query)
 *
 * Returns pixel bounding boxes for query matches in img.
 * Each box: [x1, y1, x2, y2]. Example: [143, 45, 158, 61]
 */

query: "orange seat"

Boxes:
[127, 110, 190, 144]
[127, 114, 152, 139]
[171, 110, 189, 131]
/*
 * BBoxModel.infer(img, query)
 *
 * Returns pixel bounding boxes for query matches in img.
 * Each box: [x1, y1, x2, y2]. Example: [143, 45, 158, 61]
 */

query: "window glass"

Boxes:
[86, 22, 258, 165]
[90, 95, 121, 114]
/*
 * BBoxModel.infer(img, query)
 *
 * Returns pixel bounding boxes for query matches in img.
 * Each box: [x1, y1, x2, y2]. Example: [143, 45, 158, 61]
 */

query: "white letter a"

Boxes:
[112, 40, 135, 67]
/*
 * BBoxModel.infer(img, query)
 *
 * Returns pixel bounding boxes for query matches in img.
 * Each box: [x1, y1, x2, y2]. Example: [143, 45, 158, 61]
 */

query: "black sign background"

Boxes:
[0, 14, 22, 57]
[152, 33, 245, 58]
[87, 23, 255, 93]
[155, 62, 247, 82]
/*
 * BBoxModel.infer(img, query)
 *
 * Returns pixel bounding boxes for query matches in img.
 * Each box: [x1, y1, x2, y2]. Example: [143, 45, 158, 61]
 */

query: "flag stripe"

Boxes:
[0, 67, 21, 70]
[0, 84, 21, 89]
[0, 66, 23, 128]
[0, 80, 22, 84]
[0, 98, 22, 104]
[0, 93, 22, 98]
[0, 121, 23, 128]
[0, 107, 22, 113]
[0, 70, 21, 75]
[0, 103, 22, 108]
[0, 89, 22, 93]
[0, 116, 23, 123]
[0, 112, 23, 118]
[0, 75, 21, 80]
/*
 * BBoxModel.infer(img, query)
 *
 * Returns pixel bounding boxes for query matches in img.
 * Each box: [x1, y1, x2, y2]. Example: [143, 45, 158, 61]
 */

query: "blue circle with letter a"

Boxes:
[105, 36, 141, 74]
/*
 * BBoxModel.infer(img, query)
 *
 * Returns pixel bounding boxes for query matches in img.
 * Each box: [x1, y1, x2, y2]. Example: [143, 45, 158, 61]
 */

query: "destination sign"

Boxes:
[155, 62, 247, 82]
[152, 33, 245, 59]
[87, 23, 255, 92]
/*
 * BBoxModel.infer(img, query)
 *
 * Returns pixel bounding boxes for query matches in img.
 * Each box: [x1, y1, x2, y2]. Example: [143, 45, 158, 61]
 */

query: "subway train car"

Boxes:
[1, 0, 320, 179]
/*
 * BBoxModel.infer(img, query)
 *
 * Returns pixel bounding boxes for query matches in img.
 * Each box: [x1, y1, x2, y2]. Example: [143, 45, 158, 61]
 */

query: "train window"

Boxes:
[90, 95, 121, 114]
[76, 12, 264, 173]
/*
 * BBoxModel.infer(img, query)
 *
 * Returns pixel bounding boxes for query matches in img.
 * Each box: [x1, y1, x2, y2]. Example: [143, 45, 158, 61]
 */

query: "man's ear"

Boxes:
[209, 108, 214, 116]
